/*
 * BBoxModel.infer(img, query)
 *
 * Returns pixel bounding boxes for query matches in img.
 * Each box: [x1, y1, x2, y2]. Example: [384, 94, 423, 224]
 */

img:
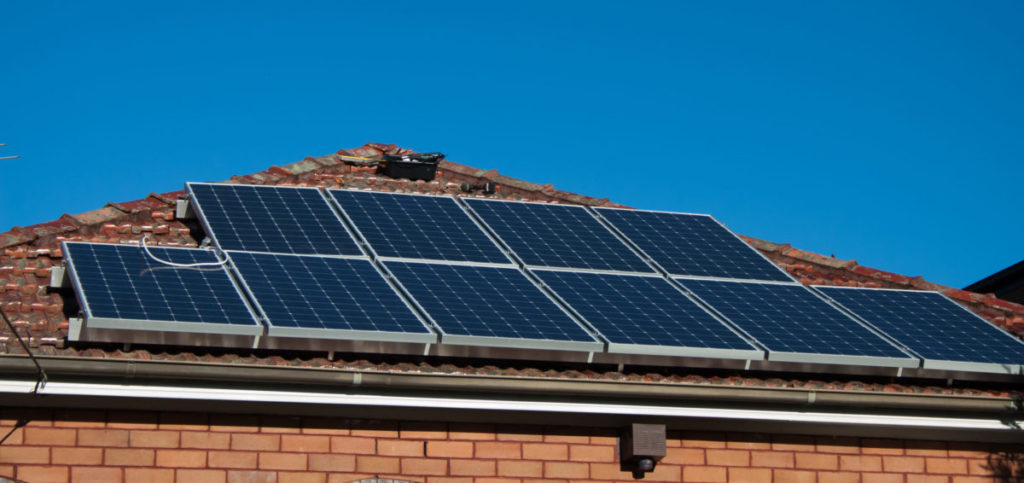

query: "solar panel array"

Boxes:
[465, 199, 652, 273]
[64, 242, 260, 335]
[818, 287, 1024, 370]
[61, 183, 1024, 376]
[329, 190, 509, 264]
[188, 183, 362, 256]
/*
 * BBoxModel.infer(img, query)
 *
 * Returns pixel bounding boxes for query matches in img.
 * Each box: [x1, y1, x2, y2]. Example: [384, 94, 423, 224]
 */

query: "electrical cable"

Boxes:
[138, 235, 228, 268]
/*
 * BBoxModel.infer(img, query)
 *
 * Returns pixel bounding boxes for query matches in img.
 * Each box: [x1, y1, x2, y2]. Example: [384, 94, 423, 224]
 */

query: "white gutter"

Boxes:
[0, 379, 1018, 433]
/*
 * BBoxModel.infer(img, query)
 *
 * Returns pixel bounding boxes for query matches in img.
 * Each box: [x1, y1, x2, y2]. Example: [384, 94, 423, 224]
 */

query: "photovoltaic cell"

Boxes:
[188, 183, 362, 256]
[818, 287, 1024, 368]
[329, 190, 509, 264]
[63, 242, 259, 333]
[385, 261, 600, 350]
[464, 199, 651, 273]
[679, 279, 911, 362]
[229, 252, 431, 341]
[535, 270, 760, 357]
[597, 208, 792, 281]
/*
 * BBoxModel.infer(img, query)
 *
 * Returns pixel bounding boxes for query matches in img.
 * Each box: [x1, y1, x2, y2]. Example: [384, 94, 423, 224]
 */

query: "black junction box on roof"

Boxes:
[381, 152, 445, 181]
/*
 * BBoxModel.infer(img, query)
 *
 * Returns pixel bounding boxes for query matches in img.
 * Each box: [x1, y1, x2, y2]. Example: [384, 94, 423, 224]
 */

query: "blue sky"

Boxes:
[1, 1, 1021, 289]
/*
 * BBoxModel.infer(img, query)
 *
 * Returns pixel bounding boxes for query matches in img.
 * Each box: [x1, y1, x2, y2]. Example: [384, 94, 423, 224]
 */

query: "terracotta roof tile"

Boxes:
[0, 142, 1021, 397]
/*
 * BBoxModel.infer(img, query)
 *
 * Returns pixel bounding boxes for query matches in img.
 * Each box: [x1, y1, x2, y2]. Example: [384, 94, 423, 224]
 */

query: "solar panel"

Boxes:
[464, 199, 651, 273]
[329, 190, 510, 264]
[678, 279, 915, 366]
[384, 261, 602, 351]
[535, 270, 761, 359]
[187, 183, 362, 256]
[228, 251, 433, 343]
[63, 242, 261, 335]
[818, 287, 1024, 373]
[597, 208, 792, 281]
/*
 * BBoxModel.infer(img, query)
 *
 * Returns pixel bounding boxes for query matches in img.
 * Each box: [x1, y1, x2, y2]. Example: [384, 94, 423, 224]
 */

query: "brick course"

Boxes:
[0, 406, 1017, 482]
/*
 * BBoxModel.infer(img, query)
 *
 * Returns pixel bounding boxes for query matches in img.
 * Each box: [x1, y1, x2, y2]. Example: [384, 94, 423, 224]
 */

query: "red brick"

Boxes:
[24, 427, 76, 445]
[499, 460, 542, 477]
[129, 430, 179, 448]
[301, 417, 350, 436]
[664, 447, 704, 465]
[402, 457, 448, 475]
[751, 451, 794, 468]
[472, 479, 520, 483]
[0, 446, 49, 464]
[953, 477, 1001, 483]
[53, 409, 104, 428]
[400, 421, 447, 439]
[330, 436, 375, 454]
[156, 449, 206, 468]
[863, 439, 904, 455]
[927, 457, 968, 474]
[177, 469, 227, 483]
[947, 443, 989, 458]
[426, 441, 473, 458]
[683, 466, 727, 482]
[523, 443, 568, 460]
[545, 432, 590, 444]
[863, 473, 903, 483]
[773, 469, 816, 483]
[545, 462, 588, 479]
[278, 472, 327, 483]
[706, 449, 750, 466]
[232, 434, 281, 451]
[182, 432, 231, 449]
[52, 447, 102, 465]
[209, 451, 258, 469]
[816, 436, 860, 454]
[475, 441, 520, 459]
[125, 468, 174, 483]
[906, 475, 951, 483]
[589, 463, 629, 480]
[71, 467, 122, 482]
[450, 459, 496, 476]
[259, 452, 307, 471]
[159, 412, 209, 431]
[210, 414, 260, 433]
[883, 455, 926, 473]
[0, 465, 11, 478]
[967, 459, 991, 475]
[308, 454, 355, 472]
[425, 478, 473, 483]
[682, 432, 727, 449]
[727, 433, 771, 450]
[1, 408, 54, 427]
[78, 428, 129, 447]
[227, 470, 277, 483]
[569, 445, 615, 463]
[728, 467, 772, 482]
[349, 421, 398, 438]
[495, 427, 543, 442]
[108, 411, 159, 430]
[105, 448, 155, 466]
[377, 439, 424, 456]
[16, 466, 68, 483]
[840, 454, 882, 471]
[772, 435, 816, 452]
[590, 428, 618, 446]
[449, 423, 496, 440]
[259, 416, 302, 434]
[796, 452, 838, 470]
[907, 441, 948, 457]
[0, 427, 23, 445]
[817, 471, 860, 483]
[281, 435, 329, 453]
[355, 455, 399, 473]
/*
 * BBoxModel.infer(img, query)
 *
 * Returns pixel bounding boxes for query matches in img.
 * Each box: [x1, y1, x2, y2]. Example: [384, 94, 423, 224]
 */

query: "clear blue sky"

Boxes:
[2, 2, 1021, 289]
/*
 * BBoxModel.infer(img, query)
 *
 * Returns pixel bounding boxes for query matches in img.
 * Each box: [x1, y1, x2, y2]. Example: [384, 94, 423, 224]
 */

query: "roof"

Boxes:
[2, 142, 1023, 399]
[964, 259, 1024, 305]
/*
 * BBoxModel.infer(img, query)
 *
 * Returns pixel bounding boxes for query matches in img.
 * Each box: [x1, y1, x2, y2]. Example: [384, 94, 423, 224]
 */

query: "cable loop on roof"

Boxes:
[138, 235, 228, 268]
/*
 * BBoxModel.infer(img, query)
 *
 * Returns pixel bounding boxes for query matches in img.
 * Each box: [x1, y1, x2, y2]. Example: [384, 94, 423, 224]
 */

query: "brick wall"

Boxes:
[0, 407, 1019, 482]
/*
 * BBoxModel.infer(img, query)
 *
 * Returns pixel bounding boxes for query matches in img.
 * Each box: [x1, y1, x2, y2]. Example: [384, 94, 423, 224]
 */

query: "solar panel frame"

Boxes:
[226, 250, 436, 344]
[463, 198, 654, 274]
[532, 268, 763, 360]
[328, 189, 514, 266]
[186, 182, 364, 257]
[595, 207, 796, 282]
[678, 278, 919, 368]
[383, 260, 603, 352]
[815, 286, 1024, 375]
[63, 241, 262, 337]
